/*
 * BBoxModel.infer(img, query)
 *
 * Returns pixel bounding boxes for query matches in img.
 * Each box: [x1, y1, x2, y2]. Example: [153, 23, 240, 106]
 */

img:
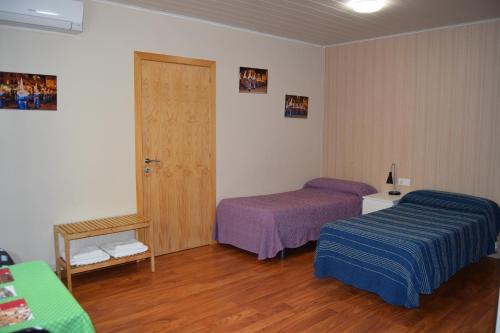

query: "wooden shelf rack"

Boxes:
[53, 214, 155, 291]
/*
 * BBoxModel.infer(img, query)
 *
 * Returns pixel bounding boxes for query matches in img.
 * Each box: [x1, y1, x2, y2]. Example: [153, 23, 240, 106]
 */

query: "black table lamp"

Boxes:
[386, 163, 401, 195]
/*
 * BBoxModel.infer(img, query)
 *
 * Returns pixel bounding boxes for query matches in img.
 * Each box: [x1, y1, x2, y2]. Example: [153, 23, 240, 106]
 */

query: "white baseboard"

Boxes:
[489, 252, 500, 259]
[489, 237, 500, 259]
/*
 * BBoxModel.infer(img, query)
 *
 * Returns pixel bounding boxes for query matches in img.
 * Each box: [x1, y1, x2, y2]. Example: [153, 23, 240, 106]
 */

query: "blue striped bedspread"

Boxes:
[314, 190, 500, 308]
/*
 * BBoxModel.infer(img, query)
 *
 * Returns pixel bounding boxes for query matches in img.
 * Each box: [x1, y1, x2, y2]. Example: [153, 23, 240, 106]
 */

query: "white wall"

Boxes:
[0, 0, 324, 265]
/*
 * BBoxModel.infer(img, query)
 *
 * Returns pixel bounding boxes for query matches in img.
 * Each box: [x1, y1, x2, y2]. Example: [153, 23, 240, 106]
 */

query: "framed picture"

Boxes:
[239, 67, 268, 94]
[0, 71, 57, 111]
[284, 95, 308, 118]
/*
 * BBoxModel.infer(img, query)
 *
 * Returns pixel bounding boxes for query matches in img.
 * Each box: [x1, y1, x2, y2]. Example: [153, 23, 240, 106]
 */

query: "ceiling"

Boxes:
[108, 0, 500, 46]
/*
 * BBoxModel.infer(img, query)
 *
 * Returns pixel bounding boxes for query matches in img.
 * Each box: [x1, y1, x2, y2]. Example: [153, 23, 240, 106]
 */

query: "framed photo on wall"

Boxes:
[284, 95, 308, 118]
[239, 67, 268, 93]
[0, 71, 57, 111]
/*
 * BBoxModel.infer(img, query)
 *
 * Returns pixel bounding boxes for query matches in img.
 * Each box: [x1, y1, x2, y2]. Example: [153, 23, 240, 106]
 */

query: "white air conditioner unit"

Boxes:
[0, 0, 83, 33]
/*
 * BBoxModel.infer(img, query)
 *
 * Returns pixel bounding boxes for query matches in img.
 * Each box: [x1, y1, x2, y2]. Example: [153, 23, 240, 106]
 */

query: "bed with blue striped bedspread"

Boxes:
[314, 190, 500, 308]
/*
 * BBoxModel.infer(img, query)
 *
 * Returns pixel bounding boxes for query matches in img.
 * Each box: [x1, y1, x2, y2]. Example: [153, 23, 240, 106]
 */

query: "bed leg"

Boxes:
[280, 249, 285, 260]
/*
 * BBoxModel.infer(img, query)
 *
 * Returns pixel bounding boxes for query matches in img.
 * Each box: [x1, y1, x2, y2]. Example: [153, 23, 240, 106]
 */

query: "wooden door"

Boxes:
[134, 52, 216, 256]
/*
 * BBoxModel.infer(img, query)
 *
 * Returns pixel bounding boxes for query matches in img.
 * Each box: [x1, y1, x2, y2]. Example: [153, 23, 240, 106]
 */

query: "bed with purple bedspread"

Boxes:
[214, 178, 377, 259]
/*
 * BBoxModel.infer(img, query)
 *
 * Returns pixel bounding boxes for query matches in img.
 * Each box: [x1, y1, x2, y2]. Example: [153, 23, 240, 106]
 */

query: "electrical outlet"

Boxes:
[398, 178, 411, 186]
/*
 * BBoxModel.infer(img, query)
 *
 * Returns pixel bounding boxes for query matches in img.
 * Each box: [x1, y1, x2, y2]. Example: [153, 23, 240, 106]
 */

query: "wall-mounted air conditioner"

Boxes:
[0, 0, 83, 33]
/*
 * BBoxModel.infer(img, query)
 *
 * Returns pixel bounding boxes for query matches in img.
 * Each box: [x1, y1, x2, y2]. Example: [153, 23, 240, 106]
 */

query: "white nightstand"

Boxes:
[362, 192, 404, 214]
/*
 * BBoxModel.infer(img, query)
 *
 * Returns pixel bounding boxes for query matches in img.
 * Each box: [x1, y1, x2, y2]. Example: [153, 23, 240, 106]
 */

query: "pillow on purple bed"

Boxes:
[304, 178, 377, 198]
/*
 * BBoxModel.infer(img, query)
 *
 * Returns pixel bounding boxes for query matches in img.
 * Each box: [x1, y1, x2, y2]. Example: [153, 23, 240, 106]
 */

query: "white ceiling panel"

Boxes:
[106, 0, 500, 45]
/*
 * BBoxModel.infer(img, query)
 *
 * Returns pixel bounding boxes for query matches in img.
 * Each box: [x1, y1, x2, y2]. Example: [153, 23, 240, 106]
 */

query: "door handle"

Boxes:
[145, 158, 161, 164]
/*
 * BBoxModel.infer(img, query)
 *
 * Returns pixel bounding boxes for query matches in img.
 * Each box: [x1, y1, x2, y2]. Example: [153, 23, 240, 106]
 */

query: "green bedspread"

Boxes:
[0, 261, 95, 333]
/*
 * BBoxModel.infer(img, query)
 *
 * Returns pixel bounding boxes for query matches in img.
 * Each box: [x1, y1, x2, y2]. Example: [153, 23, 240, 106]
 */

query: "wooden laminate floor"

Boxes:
[73, 243, 500, 333]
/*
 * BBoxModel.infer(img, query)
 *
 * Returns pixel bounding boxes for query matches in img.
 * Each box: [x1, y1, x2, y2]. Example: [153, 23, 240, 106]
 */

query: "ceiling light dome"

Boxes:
[348, 0, 386, 13]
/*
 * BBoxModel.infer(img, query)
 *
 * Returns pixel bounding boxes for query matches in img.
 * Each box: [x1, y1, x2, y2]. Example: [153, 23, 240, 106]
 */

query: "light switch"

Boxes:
[398, 178, 411, 186]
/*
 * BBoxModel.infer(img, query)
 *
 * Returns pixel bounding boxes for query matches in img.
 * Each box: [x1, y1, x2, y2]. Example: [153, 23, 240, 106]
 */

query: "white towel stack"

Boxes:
[62, 245, 110, 266]
[100, 239, 148, 258]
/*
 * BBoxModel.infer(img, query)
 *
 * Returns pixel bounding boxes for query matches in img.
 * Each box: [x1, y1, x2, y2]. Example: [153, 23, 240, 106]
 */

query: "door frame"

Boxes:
[134, 51, 216, 223]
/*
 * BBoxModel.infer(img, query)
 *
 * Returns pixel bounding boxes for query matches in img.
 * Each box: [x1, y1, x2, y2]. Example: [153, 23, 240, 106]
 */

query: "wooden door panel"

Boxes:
[137, 54, 215, 256]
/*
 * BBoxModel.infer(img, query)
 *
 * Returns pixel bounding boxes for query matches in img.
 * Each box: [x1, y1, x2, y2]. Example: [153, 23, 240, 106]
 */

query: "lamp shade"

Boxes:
[386, 171, 394, 184]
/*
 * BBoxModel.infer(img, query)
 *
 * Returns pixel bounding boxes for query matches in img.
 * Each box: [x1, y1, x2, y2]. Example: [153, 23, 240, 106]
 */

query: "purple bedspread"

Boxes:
[214, 178, 376, 259]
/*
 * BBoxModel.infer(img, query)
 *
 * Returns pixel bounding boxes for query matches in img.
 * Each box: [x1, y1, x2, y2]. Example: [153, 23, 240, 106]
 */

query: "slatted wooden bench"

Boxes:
[54, 214, 155, 291]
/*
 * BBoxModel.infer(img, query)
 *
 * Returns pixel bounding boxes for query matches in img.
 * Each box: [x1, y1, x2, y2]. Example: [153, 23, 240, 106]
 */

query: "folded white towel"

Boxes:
[101, 245, 148, 258]
[60, 245, 98, 259]
[100, 239, 148, 258]
[112, 239, 146, 252]
[71, 246, 104, 260]
[112, 245, 148, 258]
[71, 253, 110, 266]
[60, 245, 111, 266]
